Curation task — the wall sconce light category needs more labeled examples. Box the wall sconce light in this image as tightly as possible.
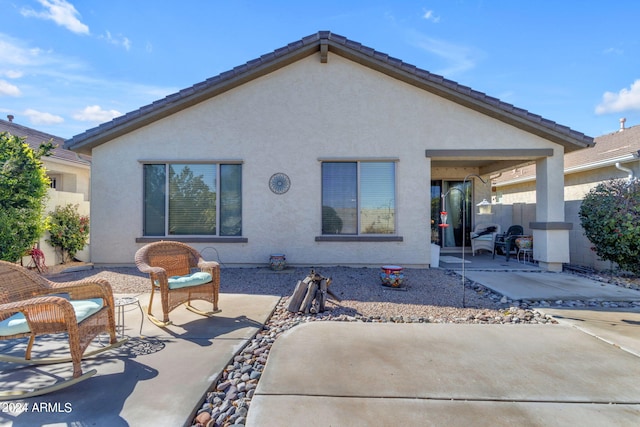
[476,199,492,215]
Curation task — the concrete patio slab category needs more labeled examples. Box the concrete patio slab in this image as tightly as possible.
[439,252,542,271]
[249,395,640,427]
[247,322,640,426]
[0,292,280,427]
[464,271,640,301]
[539,307,640,357]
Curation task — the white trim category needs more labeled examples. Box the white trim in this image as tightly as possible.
[317,157,399,162]
[138,159,244,164]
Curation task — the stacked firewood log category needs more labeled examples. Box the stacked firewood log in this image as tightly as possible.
[286,269,340,314]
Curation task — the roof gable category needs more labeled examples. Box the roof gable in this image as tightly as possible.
[64,31,594,155]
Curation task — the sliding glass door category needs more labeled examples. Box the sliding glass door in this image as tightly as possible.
[430,180,472,248]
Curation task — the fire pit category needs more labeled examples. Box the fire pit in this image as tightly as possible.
[380,265,404,288]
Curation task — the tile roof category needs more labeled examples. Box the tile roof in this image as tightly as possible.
[566,123,640,169]
[0,118,91,166]
[494,123,640,185]
[64,31,594,155]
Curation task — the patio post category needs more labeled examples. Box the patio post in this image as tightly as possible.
[532,152,572,272]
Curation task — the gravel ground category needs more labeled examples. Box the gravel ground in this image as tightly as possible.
[47,265,525,322]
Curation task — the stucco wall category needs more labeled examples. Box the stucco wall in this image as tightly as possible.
[89,53,561,267]
[24,158,91,267]
[43,158,91,200]
[22,189,90,267]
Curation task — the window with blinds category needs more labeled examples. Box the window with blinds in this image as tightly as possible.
[143,163,242,236]
[322,161,396,235]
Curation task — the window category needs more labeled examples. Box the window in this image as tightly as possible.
[321,161,396,235]
[143,163,242,237]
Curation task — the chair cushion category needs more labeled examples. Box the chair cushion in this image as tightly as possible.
[473,235,494,241]
[0,298,104,337]
[163,272,212,290]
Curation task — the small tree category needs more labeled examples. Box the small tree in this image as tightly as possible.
[578,178,640,275]
[46,204,90,264]
[0,132,52,262]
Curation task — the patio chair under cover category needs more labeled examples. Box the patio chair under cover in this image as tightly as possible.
[470,223,501,256]
[134,241,221,327]
[493,225,524,261]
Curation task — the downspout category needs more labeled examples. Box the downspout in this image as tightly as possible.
[615,162,634,181]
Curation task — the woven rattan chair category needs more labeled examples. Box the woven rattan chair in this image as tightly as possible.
[0,260,124,400]
[470,223,501,256]
[135,241,221,327]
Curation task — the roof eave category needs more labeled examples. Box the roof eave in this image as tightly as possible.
[43,155,91,169]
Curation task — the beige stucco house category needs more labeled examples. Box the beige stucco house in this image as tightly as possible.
[494,119,640,270]
[65,32,594,271]
[1,116,91,266]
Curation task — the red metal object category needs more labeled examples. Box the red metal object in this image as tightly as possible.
[439,211,449,228]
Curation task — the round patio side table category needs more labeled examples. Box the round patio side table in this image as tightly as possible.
[515,236,533,264]
[114,296,144,338]
[517,248,533,264]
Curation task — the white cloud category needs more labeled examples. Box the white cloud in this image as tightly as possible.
[595,80,640,114]
[423,10,441,23]
[0,35,46,67]
[603,47,623,55]
[21,0,89,35]
[0,34,172,136]
[100,31,132,51]
[3,70,24,79]
[0,80,21,97]
[73,105,122,122]
[0,33,93,77]
[408,31,480,76]
[24,108,64,125]
[498,90,515,101]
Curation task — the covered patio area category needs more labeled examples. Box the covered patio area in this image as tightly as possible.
[428,145,584,272]
[437,250,543,272]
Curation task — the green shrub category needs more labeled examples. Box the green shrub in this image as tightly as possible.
[47,204,90,263]
[0,132,52,262]
[578,178,640,275]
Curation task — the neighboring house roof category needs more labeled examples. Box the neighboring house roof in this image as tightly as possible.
[0,118,91,167]
[566,122,640,171]
[65,31,594,155]
[494,122,640,186]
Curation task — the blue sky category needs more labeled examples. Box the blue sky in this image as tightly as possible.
[1,0,639,140]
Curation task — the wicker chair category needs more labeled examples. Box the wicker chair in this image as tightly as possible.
[0,260,123,400]
[135,241,221,327]
[470,223,501,256]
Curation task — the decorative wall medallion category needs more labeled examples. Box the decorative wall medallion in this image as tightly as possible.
[269,173,291,194]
